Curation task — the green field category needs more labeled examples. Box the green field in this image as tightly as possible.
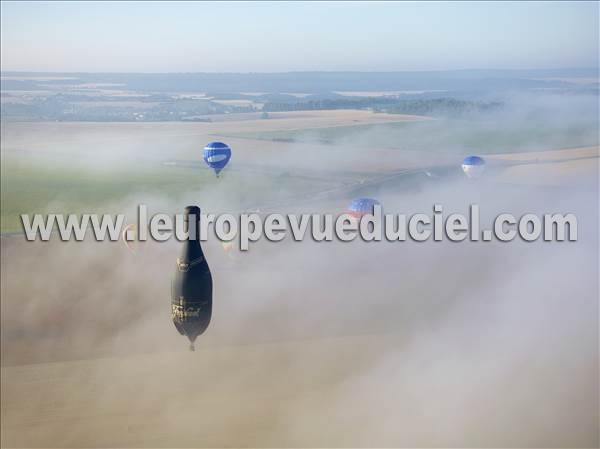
[0,155,333,233]
[0,159,191,232]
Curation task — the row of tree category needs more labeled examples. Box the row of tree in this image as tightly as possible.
[262,97,502,116]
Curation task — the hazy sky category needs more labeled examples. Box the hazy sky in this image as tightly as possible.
[1,1,598,72]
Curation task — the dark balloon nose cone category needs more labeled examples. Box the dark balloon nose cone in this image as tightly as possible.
[184,205,201,220]
[172,205,213,348]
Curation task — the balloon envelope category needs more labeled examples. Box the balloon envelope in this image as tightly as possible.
[347,198,382,219]
[462,155,486,179]
[203,142,232,175]
[121,223,142,254]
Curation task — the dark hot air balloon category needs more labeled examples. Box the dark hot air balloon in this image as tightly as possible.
[171,206,213,351]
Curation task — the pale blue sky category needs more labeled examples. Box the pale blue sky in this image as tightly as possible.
[1,1,598,72]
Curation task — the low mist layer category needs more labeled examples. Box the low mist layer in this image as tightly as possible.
[1,88,598,447]
[2,175,598,447]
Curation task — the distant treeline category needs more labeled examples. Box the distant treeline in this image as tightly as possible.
[262,97,503,116]
[0,94,253,122]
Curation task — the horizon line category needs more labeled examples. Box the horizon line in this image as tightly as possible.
[1,67,599,76]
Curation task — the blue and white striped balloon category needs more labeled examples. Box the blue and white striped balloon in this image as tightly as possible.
[461,155,486,179]
[203,142,232,176]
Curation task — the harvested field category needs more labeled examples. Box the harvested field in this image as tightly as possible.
[489,146,599,186]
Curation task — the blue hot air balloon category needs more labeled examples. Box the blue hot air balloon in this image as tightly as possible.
[347,198,382,219]
[203,142,232,176]
[461,155,486,179]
